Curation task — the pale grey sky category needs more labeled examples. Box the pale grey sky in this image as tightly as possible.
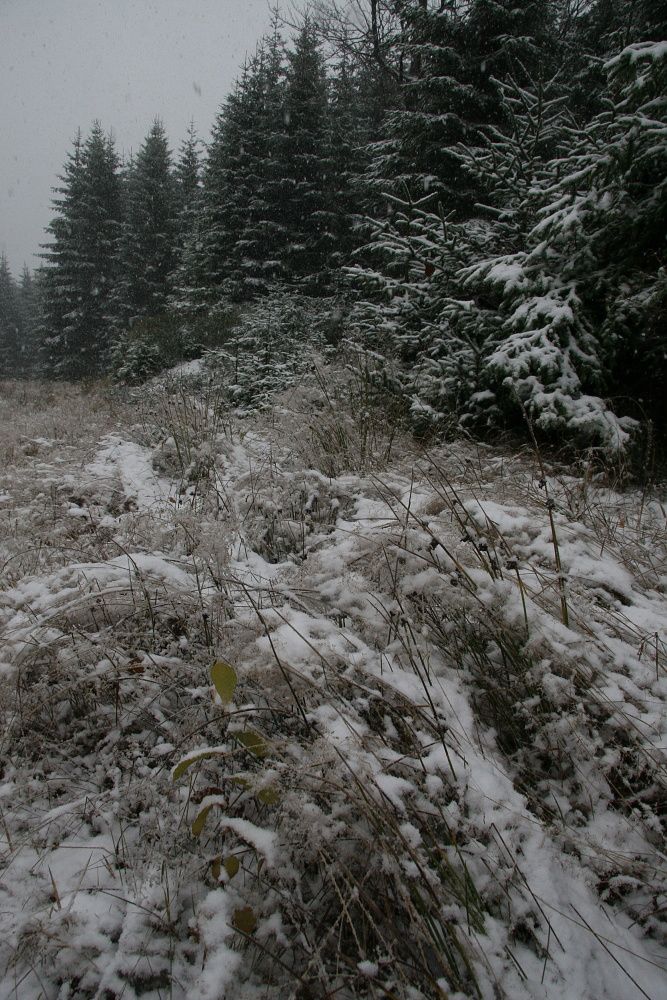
[1,0,280,276]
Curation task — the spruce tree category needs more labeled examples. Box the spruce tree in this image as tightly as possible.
[536,38,667,431]
[325,46,367,283]
[172,121,203,270]
[17,266,40,374]
[39,130,85,371]
[40,123,121,376]
[363,3,474,212]
[175,52,278,309]
[464,0,559,81]
[240,26,291,296]
[473,36,667,444]
[362,1,561,217]
[172,88,240,313]
[355,34,667,450]
[0,253,22,375]
[226,44,288,298]
[114,119,177,325]
[177,17,366,304]
[281,18,333,291]
[174,121,202,216]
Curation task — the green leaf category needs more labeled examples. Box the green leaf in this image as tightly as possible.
[172,746,228,782]
[257,786,280,805]
[233,906,257,935]
[211,855,240,880]
[230,774,252,790]
[229,774,278,804]
[235,729,269,758]
[192,805,213,837]
[211,659,238,704]
[224,856,240,878]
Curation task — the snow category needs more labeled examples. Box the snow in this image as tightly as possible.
[484,258,529,292]
[212,815,278,866]
[194,890,243,998]
[168,357,204,378]
[0,374,665,999]
[86,432,175,510]
[606,40,667,69]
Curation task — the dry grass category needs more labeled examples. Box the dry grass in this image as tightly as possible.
[0,370,665,999]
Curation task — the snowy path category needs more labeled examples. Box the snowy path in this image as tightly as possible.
[0,379,665,999]
[85,432,175,511]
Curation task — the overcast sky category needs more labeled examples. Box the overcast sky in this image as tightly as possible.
[1,0,282,276]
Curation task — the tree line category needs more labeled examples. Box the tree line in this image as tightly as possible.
[1,0,665,452]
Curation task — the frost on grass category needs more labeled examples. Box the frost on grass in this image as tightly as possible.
[0,373,665,999]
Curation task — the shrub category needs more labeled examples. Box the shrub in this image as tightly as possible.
[111,308,241,384]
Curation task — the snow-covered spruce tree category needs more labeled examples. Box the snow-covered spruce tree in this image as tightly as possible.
[16,266,41,375]
[325,45,372,286]
[280,18,334,292]
[175,31,289,309]
[399,74,576,435]
[177,17,343,304]
[0,253,23,376]
[563,0,667,121]
[582,0,667,50]
[40,124,121,376]
[236,25,292,298]
[348,2,570,433]
[205,293,329,408]
[205,59,267,304]
[456,39,667,448]
[346,191,491,432]
[464,0,559,79]
[362,1,559,217]
[113,119,177,326]
[39,128,86,371]
[171,74,249,313]
[349,7,667,451]
[173,120,203,264]
[362,2,473,214]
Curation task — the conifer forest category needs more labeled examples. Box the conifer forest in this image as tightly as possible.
[1,3,667,999]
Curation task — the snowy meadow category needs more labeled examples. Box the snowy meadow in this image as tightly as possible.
[0,368,665,999]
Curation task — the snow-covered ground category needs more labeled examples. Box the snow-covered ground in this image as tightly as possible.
[0,374,665,999]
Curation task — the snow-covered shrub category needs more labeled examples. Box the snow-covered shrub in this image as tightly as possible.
[300,350,404,474]
[529,40,667,430]
[140,378,231,489]
[203,292,331,409]
[112,329,165,384]
[112,309,240,384]
[347,195,496,437]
